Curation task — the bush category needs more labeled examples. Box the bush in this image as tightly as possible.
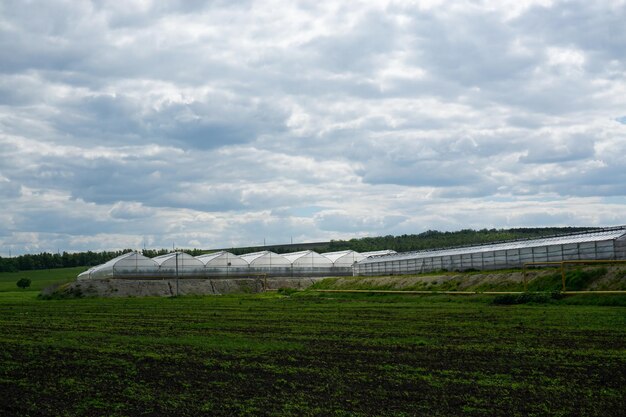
[16,278,31,289]
[566,267,607,291]
[527,267,608,292]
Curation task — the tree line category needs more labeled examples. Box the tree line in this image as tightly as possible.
[319,227,596,253]
[0,227,596,273]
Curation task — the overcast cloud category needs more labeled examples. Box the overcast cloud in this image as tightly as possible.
[1,0,626,255]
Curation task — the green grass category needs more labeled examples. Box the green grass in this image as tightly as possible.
[0,291,624,416]
[527,267,609,292]
[311,266,618,294]
[0,266,85,292]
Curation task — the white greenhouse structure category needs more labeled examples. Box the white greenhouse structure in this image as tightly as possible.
[152,252,205,277]
[322,250,364,266]
[75,226,626,281]
[283,250,336,276]
[195,251,249,277]
[361,250,397,258]
[354,227,626,276]
[78,252,159,280]
[240,251,292,276]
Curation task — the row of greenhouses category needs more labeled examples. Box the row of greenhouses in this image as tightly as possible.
[354,226,626,276]
[77,249,397,280]
[77,227,626,280]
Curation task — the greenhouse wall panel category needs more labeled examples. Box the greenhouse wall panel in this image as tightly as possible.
[562,244,579,260]
[616,236,626,259]
[547,245,563,262]
[470,253,483,269]
[506,249,520,265]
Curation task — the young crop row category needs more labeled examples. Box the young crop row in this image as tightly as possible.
[0,292,624,416]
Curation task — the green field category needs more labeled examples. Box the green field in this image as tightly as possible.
[0,286,625,416]
[0,267,86,292]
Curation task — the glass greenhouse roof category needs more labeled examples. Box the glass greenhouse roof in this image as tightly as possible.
[358,227,626,264]
[195,251,229,263]
[321,250,362,262]
[283,250,315,262]
[240,251,277,263]
[361,250,397,257]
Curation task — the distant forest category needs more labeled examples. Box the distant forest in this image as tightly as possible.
[0,227,597,273]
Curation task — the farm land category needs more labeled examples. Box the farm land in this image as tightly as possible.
[0,269,625,416]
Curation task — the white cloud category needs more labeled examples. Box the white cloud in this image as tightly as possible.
[0,0,625,255]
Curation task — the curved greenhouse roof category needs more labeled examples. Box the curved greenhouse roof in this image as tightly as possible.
[77,267,94,280]
[321,250,365,266]
[283,250,333,267]
[195,251,248,267]
[240,251,290,267]
[152,252,205,276]
[87,252,159,279]
[361,250,397,258]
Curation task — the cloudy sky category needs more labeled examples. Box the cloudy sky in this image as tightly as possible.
[1,0,626,255]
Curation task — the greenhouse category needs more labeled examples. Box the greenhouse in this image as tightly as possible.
[283,250,336,276]
[354,227,626,276]
[77,267,95,280]
[240,251,292,276]
[195,251,249,277]
[152,252,205,277]
[361,250,397,257]
[78,252,159,280]
[320,250,365,275]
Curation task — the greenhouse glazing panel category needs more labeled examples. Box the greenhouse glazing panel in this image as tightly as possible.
[547,245,563,262]
[562,244,579,260]
[532,247,548,262]
[579,242,596,258]
[494,250,507,265]
[506,249,520,265]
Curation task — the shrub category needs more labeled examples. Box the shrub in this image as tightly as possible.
[16,278,31,289]
[566,267,607,291]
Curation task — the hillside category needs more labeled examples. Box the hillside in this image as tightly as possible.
[309,265,626,293]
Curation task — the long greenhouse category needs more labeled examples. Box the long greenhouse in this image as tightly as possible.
[78,250,377,279]
[353,226,626,276]
[76,226,626,280]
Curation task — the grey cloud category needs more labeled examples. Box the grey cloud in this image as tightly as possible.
[515,1,626,65]
[302,11,397,73]
[316,212,407,233]
[109,202,155,220]
[360,159,484,188]
[147,100,288,149]
[520,135,596,164]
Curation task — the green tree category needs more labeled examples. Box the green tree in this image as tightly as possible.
[16,278,31,289]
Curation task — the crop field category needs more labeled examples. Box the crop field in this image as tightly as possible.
[0,286,625,417]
